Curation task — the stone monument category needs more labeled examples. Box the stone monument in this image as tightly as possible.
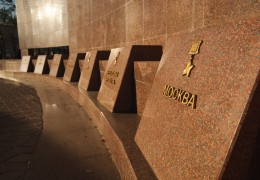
[49,54,65,77]
[97,45,163,113]
[34,55,49,74]
[78,50,110,91]
[20,56,34,72]
[63,53,86,82]
[135,19,259,179]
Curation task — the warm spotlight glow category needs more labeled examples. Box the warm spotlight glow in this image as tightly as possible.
[44,4,58,16]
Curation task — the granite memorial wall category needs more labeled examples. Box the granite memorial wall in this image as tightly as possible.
[17,0,259,179]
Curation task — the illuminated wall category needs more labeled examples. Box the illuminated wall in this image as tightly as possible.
[16,0,68,51]
[16,0,259,55]
[67,0,259,53]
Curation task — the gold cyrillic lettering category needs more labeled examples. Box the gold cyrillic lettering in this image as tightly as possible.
[187,94,197,109]
[172,89,179,100]
[162,84,197,109]
[177,90,185,102]
[182,92,190,105]
[163,85,170,96]
[169,87,175,98]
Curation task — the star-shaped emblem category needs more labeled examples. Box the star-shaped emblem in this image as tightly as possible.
[183,61,194,77]
[114,52,120,66]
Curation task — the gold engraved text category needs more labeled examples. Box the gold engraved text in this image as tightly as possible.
[114,52,120,66]
[105,71,120,85]
[163,84,197,109]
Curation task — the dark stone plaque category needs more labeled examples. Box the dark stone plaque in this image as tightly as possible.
[34,55,49,74]
[49,54,65,77]
[97,45,163,113]
[20,56,34,72]
[63,53,86,82]
[78,50,111,91]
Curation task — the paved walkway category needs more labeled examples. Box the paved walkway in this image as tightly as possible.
[0,77,120,180]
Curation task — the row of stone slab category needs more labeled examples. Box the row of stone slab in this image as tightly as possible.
[20,45,163,114]
[19,17,259,180]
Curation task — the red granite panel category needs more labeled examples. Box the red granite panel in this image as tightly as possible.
[20,56,33,72]
[134,61,160,84]
[98,45,162,113]
[63,53,76,82]
[34,55,49,74]
[91,0,103,22]
[134,61,160,116]
[106,7,126,46]
[167,0,204,34]
[77,26,86,51]
[67,0,74,8]
[204,0,260,26]
[111,0,125,11]
[49,54,64,77]
[135,18,260,179]
[68,6,76,31]
[69,30,77,53]
[143,36,166,50]
[125,40,143,47]
[222,82,260,179]
[92,18,106,48]
[126,0,143,43]
[135,81,152,116]
[76,2,84,28]
[63,53,86,82]
[79,51,110,91]
[102,1,111,15]
[97,47,126,112]
[143,0,166,39]
[84,0,92,25]
[84,24,93,49]
[103,0,125,15]
[99,114,137,180]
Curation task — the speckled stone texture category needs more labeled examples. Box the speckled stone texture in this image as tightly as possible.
[135,18,260,179]
[20,56,33,72]
[49,54,65,77]
[97,45,162,113]
[34,55,49,74]
[78,51,110,91]
[134,61,160,116]
[63,53,86,82]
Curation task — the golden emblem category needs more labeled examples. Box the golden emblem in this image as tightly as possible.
[114,52,120,66]
[183,60,194,77]
[183,40,202,77]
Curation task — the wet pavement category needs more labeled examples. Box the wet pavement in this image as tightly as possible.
[0,77,120,180]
